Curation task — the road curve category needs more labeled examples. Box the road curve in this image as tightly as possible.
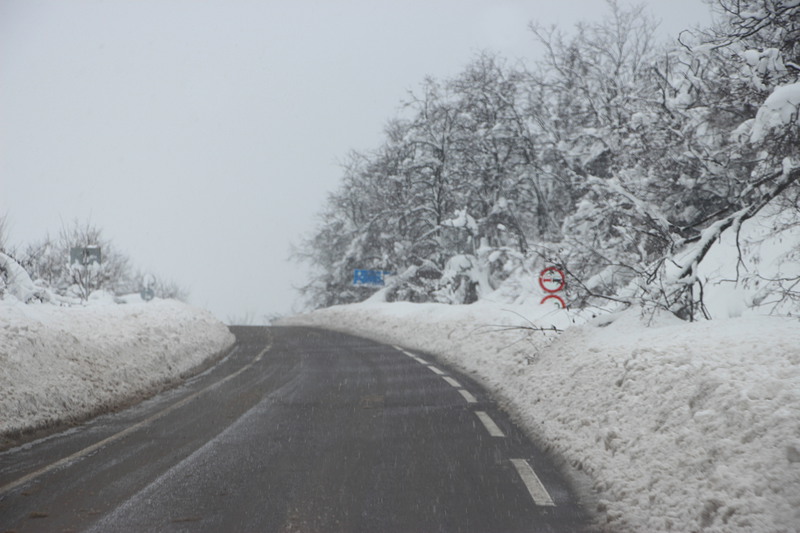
[0,326,591,532]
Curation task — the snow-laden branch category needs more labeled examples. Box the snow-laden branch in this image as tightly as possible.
[672,163,800,283]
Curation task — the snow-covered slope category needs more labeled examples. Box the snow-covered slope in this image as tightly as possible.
[0,298,235,445]
[281,302,800,533]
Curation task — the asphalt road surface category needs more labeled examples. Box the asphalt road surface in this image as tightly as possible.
[0,326,591,532]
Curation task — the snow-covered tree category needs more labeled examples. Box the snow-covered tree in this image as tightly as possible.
[20,219,132,301]
[634,0,800,318]
[524,1,674,303]
[295,0,800,319]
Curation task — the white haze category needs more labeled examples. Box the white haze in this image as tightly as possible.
[0,0,712,322]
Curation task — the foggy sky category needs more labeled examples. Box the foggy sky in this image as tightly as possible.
[0,0,712,323]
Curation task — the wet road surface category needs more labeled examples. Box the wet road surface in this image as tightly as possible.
[0,326,590,532]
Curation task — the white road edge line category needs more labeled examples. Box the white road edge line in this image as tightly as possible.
[475,411,505,437]
[442,376,462,388]
[427,365,446,376]
[0,343,269,497]
[457,389,478,404]
[510,458,556,507]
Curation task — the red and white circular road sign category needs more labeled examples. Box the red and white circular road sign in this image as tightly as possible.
[540,294,566,308]
[538,267,565,293]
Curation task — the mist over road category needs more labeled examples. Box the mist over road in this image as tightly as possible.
[0,326,588,532]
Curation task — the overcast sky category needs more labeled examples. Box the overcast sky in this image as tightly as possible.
[0,0,713,323]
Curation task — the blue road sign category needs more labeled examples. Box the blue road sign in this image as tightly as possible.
[353,269,389,287]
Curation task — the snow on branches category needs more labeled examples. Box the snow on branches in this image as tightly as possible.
[296,0,800,320]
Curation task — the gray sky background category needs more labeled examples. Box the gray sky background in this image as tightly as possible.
[1,0,713,323]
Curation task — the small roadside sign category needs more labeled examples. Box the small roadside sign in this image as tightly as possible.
[540,294,566,308]
[70,246,102,265]
[353,269,391,287]
[538,267,565,293]
[539,266,566,308]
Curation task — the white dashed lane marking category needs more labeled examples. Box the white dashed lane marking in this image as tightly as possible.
[457,389,478,404]
[427,365,446,376]
[394,346,411,357]
[393,345,554,509]
[393,346,429,365]
[510,459,556,507]
[475,411,505,437]
[393,346,477,404]
[442,376,462,388]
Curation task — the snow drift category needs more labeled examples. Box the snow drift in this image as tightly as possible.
[0,297,235,447]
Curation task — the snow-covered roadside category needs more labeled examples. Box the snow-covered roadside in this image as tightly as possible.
[281,302,800,533]
[0,298,235,446]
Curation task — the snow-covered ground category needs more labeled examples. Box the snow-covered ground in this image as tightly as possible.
[0,296,235,447]
[2,205,798,531]
[281,301,800,533]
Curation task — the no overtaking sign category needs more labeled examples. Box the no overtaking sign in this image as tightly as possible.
[539,267,566,308]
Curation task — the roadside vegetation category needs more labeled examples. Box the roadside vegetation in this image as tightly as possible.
[0,216,187,304]
[296,0,800,321]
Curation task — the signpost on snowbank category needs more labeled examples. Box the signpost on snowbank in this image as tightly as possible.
[140,273,156,302]
[539,267,566,308]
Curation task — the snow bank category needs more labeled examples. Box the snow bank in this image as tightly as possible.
[693,206,800,318]
[0,298,235,445]
[281,302,800,533]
